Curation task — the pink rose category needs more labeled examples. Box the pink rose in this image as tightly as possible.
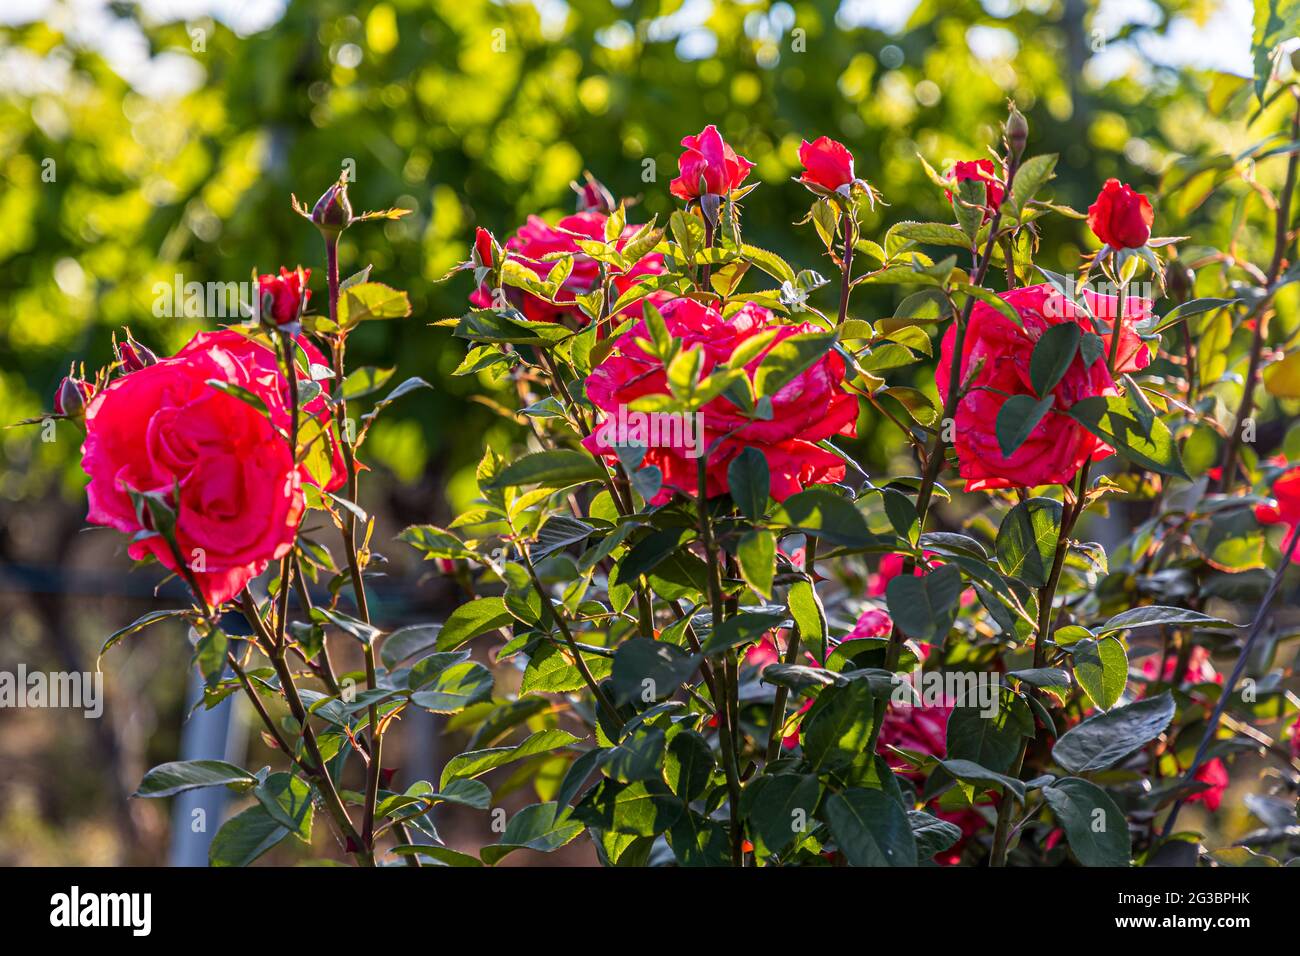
[81,330,333,607]
[583,297,858,505]
[936,283,1151,491]
[469,211,665,325]
[844,606,892,640]
[669,125,755,201]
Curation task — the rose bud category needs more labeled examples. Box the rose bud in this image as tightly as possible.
[115,335,158,373]
[945,160,1005,221]
[435,557,458,575]
[1087,179,1154,250]
[472,227,498,271]
[54,375,95,418]
[668,124,755,202]
[258,266,311,328]
[572,174,616,215]
[1005,103,1029,159]
[311,180,353,236]
[798,136,857,194]
[1166,261,1194,302]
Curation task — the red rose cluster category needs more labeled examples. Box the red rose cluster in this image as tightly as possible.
[582,297,858,505]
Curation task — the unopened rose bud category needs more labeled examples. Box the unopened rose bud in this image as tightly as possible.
[1166,261,1194,302]
[436,557,458,575]
[54,375,95,418]
[1005,103,1029,160]
[472,227,498,271]
[116,336,157,373]
[573,174,615,215]
[257,266,311,328]
[311,180,353,237]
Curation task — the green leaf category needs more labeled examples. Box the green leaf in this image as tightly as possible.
[1252,0,1300,103]
[787,577,829,664]
[1007,153,1058,215]
[937,758,1027,804]
[770,489,881,549]
[744,773,822,854]
[1042,777,1131,867]
[208,804,289,867]
[1051,692,1176,773]
[802,679,875,773]
[728,447,770,519]
[133,760,257,798]
[253,772,314,842]
[665,730,715,801]
[737,529,776,600]
[440,729,583,788]
[885,564,963,644]
[909,810,963,862]
[98,609,190,667]
[995,394,1054,458]
[602,727,667,784]
[1097,606,1238,634]
[609,639,700,705]
[410,660,494,713]
[572,779,684,836]
[1067,395,1188,479]
[1072,637,1128,710]
[666,810,731,866]
[1029,320,1081,397]
[699,609,788,655]
[945,689,1034,775]
[823,788,917,866]
[520,642,613,695]
[341,366,397,401]
[996,497,1063,587]
[488,449,607,490]
[753,332,837,399]
[481,802,584,865]
[336,281,412,329]
[380,624,443,670]
[437,597,512,651]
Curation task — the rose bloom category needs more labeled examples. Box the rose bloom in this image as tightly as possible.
[81,330,343,607]
[798,136,856,192]
[1256,465,1300,561]
[1087,179,1154,249]
[258,266,310,326]
[669,124,755,201]
[469,211,665,325]
[945,159,1005,220]
[936,283,1151,491]
[583,297,858,505]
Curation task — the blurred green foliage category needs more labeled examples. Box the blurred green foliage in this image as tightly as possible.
[0,0,1293,514]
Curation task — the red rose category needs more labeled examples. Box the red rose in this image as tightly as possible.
[946,159,1005,221]
[936,283,1151,491]
[1087,179,1153,250]
[669,125,755,201]
[1255,465,1300,561]
[81,331,312,606]
[582,297,858,505]
[469,212,665,325]
[798,136,856,192]
[258,266,310,326]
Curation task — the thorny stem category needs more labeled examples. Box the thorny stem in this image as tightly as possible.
[1106,280,1128,376]
[990,461,1092,866]
[697,456,744,866]
[238,590,369,865]
[836,211,855,326]
[765,540,817,762]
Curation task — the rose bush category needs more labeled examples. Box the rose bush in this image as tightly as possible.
[61,85,1300,871]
